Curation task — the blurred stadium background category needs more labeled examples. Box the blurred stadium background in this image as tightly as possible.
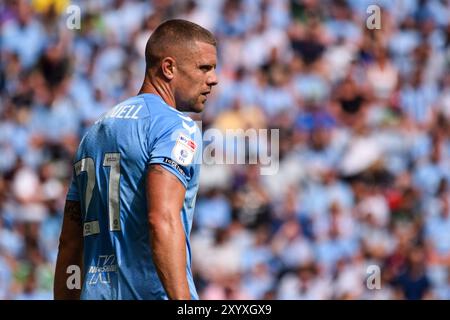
[1,0,450,300]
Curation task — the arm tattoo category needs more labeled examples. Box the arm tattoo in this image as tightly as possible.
[65,200,82,226]
[149,164,180,183]
[149,165,166,175]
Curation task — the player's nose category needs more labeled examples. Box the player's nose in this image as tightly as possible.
[206,70,218,87]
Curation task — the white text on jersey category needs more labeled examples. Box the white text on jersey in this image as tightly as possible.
[104,104,143,120]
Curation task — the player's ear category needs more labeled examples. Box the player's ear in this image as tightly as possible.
[161,57,176,80]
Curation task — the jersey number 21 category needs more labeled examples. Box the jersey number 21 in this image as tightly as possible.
[74,153,121,236]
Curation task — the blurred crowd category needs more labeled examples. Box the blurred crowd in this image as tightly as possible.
[1,0,450,300]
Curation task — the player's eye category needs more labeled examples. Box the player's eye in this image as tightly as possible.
[199,65,213,72]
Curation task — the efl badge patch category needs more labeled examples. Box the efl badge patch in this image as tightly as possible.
[171,133,197,165]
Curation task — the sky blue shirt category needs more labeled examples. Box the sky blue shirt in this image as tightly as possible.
[66,93,202,300]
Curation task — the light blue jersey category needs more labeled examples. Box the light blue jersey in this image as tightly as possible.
[66,93,202,300]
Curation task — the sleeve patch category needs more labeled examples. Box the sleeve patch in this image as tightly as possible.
[171,133,196,165]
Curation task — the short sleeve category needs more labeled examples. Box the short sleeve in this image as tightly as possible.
[66,169,80,201]
[148,119,199,189]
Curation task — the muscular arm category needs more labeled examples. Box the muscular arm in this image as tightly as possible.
[54,200,84,300]
[146,164,190,300]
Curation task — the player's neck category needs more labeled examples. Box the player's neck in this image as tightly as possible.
[138,75,176,109]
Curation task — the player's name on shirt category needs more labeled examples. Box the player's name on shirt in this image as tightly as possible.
[103,104,143,120]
